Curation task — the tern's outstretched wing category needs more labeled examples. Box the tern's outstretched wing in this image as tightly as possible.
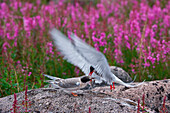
[69,33,144,87]
[50,29,92,76]
[50,29,144,87]
[70,33,112,82]
[44,74,81,88]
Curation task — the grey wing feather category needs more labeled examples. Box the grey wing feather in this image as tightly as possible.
[58,78,81,88]
[44,74,81,88]
[50,29,91,75]
[70,33,112,82]
[43,74,61,80]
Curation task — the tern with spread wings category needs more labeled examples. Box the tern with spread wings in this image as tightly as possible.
[50,29,144,91]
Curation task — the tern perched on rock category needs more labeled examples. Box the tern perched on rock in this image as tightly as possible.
[44,74,91,96]
[50,28,144,91]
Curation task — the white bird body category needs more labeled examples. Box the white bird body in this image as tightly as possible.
[50,29,144,88]
[44,74,91,93]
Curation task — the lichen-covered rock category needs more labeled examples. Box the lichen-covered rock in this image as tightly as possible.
[110,66,132,83]
[94,79,170,112]
[0,88,136,113]
[0,79,169,113]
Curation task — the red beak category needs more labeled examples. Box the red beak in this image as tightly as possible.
[89,71,94,76]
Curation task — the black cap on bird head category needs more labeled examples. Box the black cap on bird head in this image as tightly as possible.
[90,66,95,72]
[81,76,91,83]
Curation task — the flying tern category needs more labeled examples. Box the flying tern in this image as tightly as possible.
[44,74,91,96]
[50,28,144,91]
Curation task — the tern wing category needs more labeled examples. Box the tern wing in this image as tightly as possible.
[58,78,81,88]
[50,29,91,75]
[70,33,112,82]
[43,74,62,80]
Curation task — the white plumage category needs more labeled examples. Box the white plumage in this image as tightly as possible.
[44,74,91,93]
[50,28,144,87]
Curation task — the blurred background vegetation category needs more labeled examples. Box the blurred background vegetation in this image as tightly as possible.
[0,0,169,97]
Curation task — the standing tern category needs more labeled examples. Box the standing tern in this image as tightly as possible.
[50,28,144,91]
[44,74,91,96]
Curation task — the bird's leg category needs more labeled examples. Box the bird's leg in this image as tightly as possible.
[90,78,95,88]
[71,92,78,96]
[110,82,115,92]
[91,79,95,88]
[112,82,115,90]
[110,85,113,92]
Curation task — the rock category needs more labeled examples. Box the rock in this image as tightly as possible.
[94,79,170,112]
[0,79,169,113]
[110,66,132,83]
[0,88,135,113]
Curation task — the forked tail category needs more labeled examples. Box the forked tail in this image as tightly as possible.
[113,74,145,87]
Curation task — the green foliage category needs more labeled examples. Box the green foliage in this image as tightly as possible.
[0,0,169,98]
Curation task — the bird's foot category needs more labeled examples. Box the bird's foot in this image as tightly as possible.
[71,92,78,96]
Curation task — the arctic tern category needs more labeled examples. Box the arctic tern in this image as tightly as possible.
[44,74,91,96]
[50,28,144,91]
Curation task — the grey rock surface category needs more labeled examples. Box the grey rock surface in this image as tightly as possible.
[0,79,169,113]
[110,66,132,83]
[94,79,170,113]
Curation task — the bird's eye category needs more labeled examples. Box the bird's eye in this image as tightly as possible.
[76,82,80,86]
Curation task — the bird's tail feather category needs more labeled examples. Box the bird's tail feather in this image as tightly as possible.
[129,75,137,83]
[114,74,145,87]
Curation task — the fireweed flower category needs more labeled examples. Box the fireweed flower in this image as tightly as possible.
[124,35,131,49]
[2,42,10,52]
[23,17,35,32]
[0,2,9,18]
[132,69,135,73]
[10,1,22,10]
[46,42,54,55]
[103,48,107,54]
[28,72,32,77]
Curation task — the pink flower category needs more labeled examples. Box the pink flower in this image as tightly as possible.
[23,17,32,31]
[28,72,32,77]
[2,42,10,52]
[126,42,131,49]
[143,61,150,67]
[107,34,112,39]
[17,61,21,64]
[103,48,107,53]
[46,42,54,55]
[132,69,135,73]
[0,2,9,17]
